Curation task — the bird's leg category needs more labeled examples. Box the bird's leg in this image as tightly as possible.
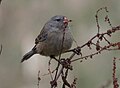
[50,55,60,63]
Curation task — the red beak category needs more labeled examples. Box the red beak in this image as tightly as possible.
[63,17,72,24]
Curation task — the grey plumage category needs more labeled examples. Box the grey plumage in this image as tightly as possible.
[21,15,73,62]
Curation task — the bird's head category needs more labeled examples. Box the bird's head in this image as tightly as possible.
[50,15,72,29]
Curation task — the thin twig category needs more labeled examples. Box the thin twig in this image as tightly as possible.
[62,69,69,88]
[95,7,109,34]
[71,42,120,62]
[48,58,54,80]
[113,57,119,88]
[37,70,41,88]
[56,66,64,81]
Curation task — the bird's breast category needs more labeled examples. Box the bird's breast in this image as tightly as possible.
[36,30,73,56]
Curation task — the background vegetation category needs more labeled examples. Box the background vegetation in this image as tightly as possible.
[0,0,120,88]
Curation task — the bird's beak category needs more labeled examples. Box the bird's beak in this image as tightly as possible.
[63,17,72,24]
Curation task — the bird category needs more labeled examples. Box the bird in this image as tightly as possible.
[21,15,73,62]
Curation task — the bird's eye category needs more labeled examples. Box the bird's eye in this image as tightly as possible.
[56,19,61,21]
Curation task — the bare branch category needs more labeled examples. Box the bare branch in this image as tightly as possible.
[37,70,41,88]
[0,44,2,55]
[113,57,119,88]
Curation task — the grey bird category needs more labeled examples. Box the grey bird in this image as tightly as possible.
[21,15,73,62]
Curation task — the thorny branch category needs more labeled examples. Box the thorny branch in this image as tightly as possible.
[113,57,119,88]
[37,7,120,88]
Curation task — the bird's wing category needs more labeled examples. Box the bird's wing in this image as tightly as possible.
[35,26,49,44]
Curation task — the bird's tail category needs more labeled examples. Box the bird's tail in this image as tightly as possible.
[21,50,36,63]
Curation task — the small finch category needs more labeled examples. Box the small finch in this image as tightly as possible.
[21,15,73,62]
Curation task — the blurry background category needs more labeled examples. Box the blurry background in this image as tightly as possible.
[0,0,120,88]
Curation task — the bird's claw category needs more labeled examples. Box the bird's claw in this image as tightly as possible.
[73,47,81,55]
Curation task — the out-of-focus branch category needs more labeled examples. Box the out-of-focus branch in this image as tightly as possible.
[0,0,2,4]
[0,44,2,55]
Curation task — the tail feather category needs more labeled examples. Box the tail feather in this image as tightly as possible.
[21,50,35,63]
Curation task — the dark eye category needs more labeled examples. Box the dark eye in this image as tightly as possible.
[56,19,61,21]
